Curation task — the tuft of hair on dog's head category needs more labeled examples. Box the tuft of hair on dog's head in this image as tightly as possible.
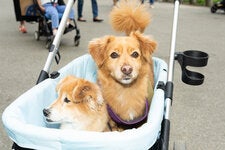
[110,0,151,35]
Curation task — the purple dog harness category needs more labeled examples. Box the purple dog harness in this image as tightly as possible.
[107,99,149,129]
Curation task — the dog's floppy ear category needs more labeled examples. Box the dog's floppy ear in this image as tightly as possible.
[73,84,91,99]
[131,31,157,63]
[88,36,115,67]
[79,84,104,105]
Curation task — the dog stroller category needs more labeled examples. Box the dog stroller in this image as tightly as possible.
[2,0,208,149]
[13,0,80,49]
[211,0,225,13]
[32,0,80,49]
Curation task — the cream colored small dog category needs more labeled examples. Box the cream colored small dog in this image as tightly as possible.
[43,75,109,132]
[89,0,156,130]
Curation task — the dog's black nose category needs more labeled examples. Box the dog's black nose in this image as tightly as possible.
[121,65,133,75]
[43,108,50,117]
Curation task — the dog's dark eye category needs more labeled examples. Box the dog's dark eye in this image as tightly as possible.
[110,52,119,59]
[64,97,70,103]
[131,51,139,58]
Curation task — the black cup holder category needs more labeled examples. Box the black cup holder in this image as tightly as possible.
[175,50,208,85]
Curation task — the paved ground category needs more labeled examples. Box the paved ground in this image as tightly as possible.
[1,0,225,149]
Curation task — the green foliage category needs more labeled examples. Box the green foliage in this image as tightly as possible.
[197,0,205,5]
[182,0,204,5]
[181,0,220,6]
[165,0,221,6]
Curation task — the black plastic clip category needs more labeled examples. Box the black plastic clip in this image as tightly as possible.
[49,44,61,64]
[50,71,60,79]
[157,81,165,91]
[55,51,61,64]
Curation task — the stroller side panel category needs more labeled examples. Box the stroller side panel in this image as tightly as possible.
[2,54,167,150]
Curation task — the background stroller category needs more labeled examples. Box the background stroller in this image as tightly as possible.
[33,0,80,49]
[211,0,225,13]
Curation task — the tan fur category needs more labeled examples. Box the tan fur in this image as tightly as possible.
[89,0,156,130]
[110,0,151,35]
[43,75,109,132]
[89,31,156,130]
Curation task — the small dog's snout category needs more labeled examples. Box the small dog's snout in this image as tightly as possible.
[121,65,133,75]
[43,108,50,117]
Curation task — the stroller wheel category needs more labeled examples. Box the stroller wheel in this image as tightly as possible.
[34,31,40,41]
[74,35,80,46]
[211,6,217,13]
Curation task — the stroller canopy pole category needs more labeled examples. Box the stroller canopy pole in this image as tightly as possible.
[168,0,180,83]
[37,0,75,84]
[159,2,180,150]
[165,0,180,120]
[43,0,75,73]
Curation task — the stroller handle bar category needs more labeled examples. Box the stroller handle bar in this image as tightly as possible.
[159,1,180,150]
[168,0,180,83]
[160,0,208,149]
[165,0,180,123]
[36,0,76,84]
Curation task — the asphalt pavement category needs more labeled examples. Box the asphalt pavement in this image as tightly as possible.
[1,0,225,149]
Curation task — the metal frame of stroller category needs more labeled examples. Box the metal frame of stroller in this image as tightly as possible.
[9,0,208,149]
[33,0,80,49]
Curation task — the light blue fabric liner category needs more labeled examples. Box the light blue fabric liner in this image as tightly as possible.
[2,54,167,150]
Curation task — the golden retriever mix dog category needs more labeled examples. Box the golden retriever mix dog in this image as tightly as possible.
[43,75,109,132]
[89,0,156,130]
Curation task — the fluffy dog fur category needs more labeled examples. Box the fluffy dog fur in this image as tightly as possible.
[89,0,156,130]
[89,32,156,130]
[43,75,109,132]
